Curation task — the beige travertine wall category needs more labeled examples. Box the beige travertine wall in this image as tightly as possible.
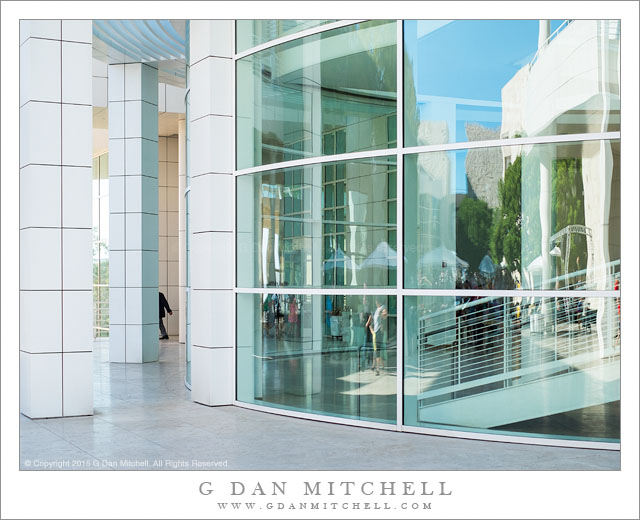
[159,135,180,336]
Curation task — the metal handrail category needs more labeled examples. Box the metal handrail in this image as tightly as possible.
[93,283,110,337]
[529,20,573,69]
[416,293,618,407]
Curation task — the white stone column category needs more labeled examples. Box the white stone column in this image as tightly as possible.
[108,62,159,363]
[178,118,187,343]
[189,20,235,405]
[19,20,93,418]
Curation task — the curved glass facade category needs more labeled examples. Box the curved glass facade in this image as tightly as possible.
[237,156,397,288]
[234,19,621,446]
[404,140,620,290]
[237,292,397,423]
[236,20,397,169]
[404,294,619,441]
[404,20,620,147]
[236,20,337,52]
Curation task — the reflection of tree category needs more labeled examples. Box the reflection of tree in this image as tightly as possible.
[552,158,586,276]
[491,156,522,273]
[92,257,109,284]
[456,198,492,271]
[92,232,109,285]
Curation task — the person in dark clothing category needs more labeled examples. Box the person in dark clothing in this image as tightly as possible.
[159,292,172,339]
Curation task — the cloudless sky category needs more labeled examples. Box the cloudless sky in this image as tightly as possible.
[405,19,565,194]
[408,19,566,101]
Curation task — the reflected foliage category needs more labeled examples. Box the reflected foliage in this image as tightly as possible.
[491,156,521,273]
[456,198,493,273]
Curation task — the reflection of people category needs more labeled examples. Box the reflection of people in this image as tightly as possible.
[159,292,172,340]
[264,295,276,337]
[273,294,284,337]
[287,295,299,337]
[370,298,388,375]
[360,295,372,368]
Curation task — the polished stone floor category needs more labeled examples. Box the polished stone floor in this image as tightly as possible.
[19,339,620,471]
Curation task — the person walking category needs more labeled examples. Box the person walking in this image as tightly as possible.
[159,292,172,340]
[370,297,388,375]
[360,294,373,370]
[287,295,299,338]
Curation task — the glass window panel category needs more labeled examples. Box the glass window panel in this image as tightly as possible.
[284,220,293,238]
[336,182,346,207]
[388,230,397,250]
[403,295,620,442]
[325,268,334,286]
[284,194,293,214]
[336,163,346,180]
[336,208,345,233]
[388,200,397,225]
[404,140,620,290]
[388,268,397,286]
[336,129,347,154]
[324,236,332,259]
[237,293,397,423]
[387,114,397,146]
[388,171,397,199]
[323,133,335,156]
[236,20,338,53]
[237,156,397,288]
[303,188,311,211]
[237,20,397,169]
[324,164,335,183]
[325,183,335,208]
[403,20,620,147]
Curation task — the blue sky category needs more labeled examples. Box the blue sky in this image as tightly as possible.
[405,20,565,194]
[407,19,565,101]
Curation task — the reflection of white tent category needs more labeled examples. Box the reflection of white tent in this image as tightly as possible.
[527,255,543,272]
[359,241,398,269]
[324,247,357,271]
[420,245,469,269]
[478,254,495,274]
[523,255,544,290]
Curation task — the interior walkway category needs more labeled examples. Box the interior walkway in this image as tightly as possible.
[19,339,620,471]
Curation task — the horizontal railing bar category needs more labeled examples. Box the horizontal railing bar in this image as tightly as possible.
[417,348,617,401]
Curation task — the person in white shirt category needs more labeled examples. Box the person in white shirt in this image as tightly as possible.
[369,298,388,375]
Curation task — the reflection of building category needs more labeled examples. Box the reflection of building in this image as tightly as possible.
[18,19,620,450]
[500,20,621,353]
